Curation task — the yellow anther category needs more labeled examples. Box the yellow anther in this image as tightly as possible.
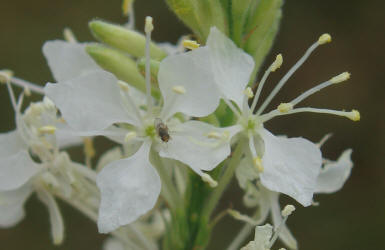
[83,138,95,158]
[38,125,56,135]
[145,16,154,33]
[124,131,137,142]
[277,102,293,113]
[318,33,332,45]
[118,80,130,92]
[271,54,283,72]
[201,173,218,188]
[244,87,254,99]
[122,0,134,16]
[182,40,200,50]
[207,131,222,139]
[24,86,31,96]
[281,204,295,217]
[172,85,186,94]
[0,69,13,84]
[63,27,77,43]
[330,72,350,84]
[347,109,360,121]
[253,156,264,173]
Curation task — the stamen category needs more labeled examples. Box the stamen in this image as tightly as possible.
[118,81,144,124]
[24,86,31,96]
[248,132,263,172]
[257,37,324,115]
[277,102,293,113]
[38,125,57,135]
[0,70,44,94]
[83,138,95,159]
[201,173,218,188]
[253,156,264,173]
[144,16,153,114]
[118,80,130,92]
[182,39,200,50]
[172,85,186,94]
[244,87,254,99]
[291,72,351,106]
[223,98,242,118]
[122,0,135,29]
[317,133,333,147]
[318,33,332,45]
[124,131,137,142]
[268,204,296,249]
[250,54,283,112]
[228,209,258,225]
[1,70,18,111]
[63,28,78,43]
[207,131,222,139]
[0,69,13,83]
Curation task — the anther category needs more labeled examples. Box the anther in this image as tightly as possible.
[253,156,264,172]
[330,72,350,84]
[207,131,222,139]
[318,33,332,45]
[24,86,31,96]
[145,16,154,33]
[63,28,77,43]
[83,138,95,159]
[124,131,137,142]
[271,54,283,72]
[277,102,294,113]
[38,125,57,135]
[182,40,200,50]
[201,173,218,188]
[244,87,254,99]
[118,80,130,92]
[172,85,186,94]
[347,109,360,121]
[281,204,295,217]
[0,69,13,84]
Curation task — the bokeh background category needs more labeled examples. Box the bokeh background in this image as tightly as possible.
[0,0,384,249]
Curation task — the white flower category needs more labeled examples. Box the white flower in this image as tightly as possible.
[165,27,358,206]
[44,19,237,233]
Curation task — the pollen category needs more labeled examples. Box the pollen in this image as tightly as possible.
[182,40,200,50]
[347,109,360,121]
[38,125,57,135]
[330,72,351,84]
[253,156,264,173]
[271,54,283,72]
[117,80,130,92]
[201,173,218,188]
[318,33,332,45]
[281,204,295,217]
[145,16,154,33]
[244,87,254,99]
[172,85,186,94]
[207,131,222,139]
[124,131,137,142]
[0,69,13,84]
[277,102,293,113]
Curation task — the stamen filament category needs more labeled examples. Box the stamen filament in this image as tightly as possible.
[267,205,295,249]
[10,76,45,95]
[144,16,153,115]
[257,42,320,115]
[223,98,242,118]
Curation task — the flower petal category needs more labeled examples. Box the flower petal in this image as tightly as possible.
[96,141,161,233]
[269,191,298,249]
[159,121,241,175]
[45,70,139,132]
[206,27,255,108]
[43,40,100,82]
[0,150,41,191]
[260,129,322,206]
[0,184,32,227]
[158,47,221,118]
[0,130,27,158]
[103,238,125,250]
[315,149,353,194]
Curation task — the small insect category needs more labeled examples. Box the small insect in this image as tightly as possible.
[154,118,170,142]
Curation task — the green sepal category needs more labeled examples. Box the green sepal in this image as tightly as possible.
[89,20,167,60]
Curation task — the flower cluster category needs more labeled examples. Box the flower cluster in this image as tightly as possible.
[0,3,359,249]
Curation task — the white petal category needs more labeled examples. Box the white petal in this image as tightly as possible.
[0,150,41,191]
[315,149,353,193]
[260,129,322,206]
[0,130,27,158]
[241,224,273,250]
[0,184,32,227]
[269,191,298,249]
[159,121,241,175]
[158,47,221,118]
[55,123,83,149]
[43,41,100,82]
[45,70,139,132]
[37,188,64,245]
[206,27,255,108]
[96,142,161,233]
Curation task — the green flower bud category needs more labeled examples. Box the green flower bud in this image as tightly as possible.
[89,20,167,60]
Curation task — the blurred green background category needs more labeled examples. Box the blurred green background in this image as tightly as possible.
[0,0,384,249]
